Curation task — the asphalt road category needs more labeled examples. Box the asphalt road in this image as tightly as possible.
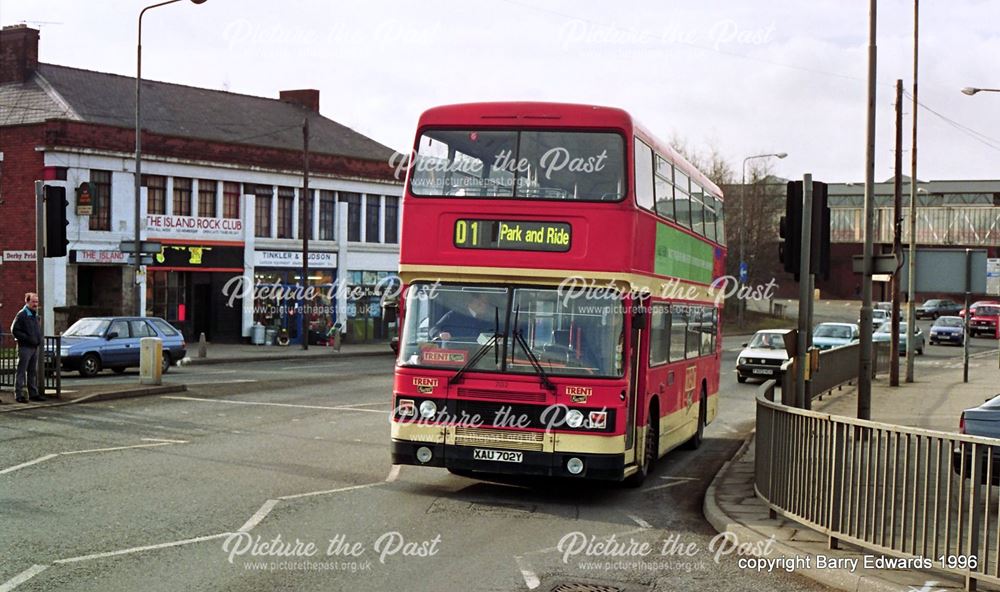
[2,329,991,592]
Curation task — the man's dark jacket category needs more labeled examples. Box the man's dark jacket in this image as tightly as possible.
[10,307,42,348]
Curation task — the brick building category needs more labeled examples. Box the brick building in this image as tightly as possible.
[0,25,403,344]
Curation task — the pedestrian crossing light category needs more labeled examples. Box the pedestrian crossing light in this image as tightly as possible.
[44,185,69,258]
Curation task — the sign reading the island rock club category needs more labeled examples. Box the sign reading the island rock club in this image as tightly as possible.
[146,214,244,240]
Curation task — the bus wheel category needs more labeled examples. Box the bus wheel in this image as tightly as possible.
[626,411,657,487]
[684,388,707,450]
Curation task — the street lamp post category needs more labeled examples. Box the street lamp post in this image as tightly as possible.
[961,87,1000,96]
[134,0,207,316]
[738,152,787,328]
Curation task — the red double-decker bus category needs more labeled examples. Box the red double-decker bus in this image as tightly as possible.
[391,102,726,484]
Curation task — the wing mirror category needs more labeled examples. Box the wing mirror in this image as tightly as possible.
[106,331,118,340]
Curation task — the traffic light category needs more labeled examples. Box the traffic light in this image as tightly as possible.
[779,181,802,275]
[44,185,69,258]
[810,181,831,281]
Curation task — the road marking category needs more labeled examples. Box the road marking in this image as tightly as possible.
[627,514,653,529]
[385,465,401,483]
[0,455,59,476]
[0,564,48,592]
[645,476,701,493]
[181,379,258,385]
[514,555,540,590]
[278,482,383,501]
[1,439,187,475]
[141,437,189,444]
[54,533,228,564]
[239,499,279,532]
[162,395,385,413]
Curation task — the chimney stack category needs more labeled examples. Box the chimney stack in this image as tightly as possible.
[0,25,40,84]
[279,89,320,113]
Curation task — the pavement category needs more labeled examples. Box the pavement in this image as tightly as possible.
[0,341,394,411]
[704,348,1000,592]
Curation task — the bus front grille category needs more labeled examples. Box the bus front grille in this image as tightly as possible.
[454,427,546,451]
[457,388,547,403]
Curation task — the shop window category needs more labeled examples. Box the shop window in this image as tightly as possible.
[319,190,336,240]
[173,177,192,216]
[144,175,166,215]
[223,181,240,219]
[89,170,112,231]
[198,180,217,218]
[384,196,398,243]
[277,186,294,239]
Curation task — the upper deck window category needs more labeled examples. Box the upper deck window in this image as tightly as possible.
[410,130,625,201]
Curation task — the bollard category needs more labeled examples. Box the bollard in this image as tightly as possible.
[198,332,207,358]
[139,337,163,386]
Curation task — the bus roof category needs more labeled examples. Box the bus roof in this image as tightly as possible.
[416,102,723,199]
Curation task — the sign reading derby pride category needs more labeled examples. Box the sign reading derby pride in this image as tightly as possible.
[254,250,337,269]
[146,214,244,239]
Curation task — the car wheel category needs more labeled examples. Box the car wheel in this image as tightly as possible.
[161,352,172,374]
[737,374,747,383]
[625,409,658,487]
[79,353,101,378]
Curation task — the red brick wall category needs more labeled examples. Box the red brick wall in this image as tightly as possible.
[0,123,44,332]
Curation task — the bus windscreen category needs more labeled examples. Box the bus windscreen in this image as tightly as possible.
[410,130,625,201]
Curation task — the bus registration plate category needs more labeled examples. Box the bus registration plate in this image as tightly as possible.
[473,449,523,463]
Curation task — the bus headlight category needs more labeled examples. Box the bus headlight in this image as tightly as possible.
[419,400,438,419]
[566,457,584,475]
[566,409,584,429]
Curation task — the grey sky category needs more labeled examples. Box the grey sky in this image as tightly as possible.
[4,0,999,183]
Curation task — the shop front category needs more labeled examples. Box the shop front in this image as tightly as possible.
[253,250,338,346]
[146,242,244,342]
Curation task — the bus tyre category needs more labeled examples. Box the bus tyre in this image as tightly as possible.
[684,388,707,450]
[626,411,657,488]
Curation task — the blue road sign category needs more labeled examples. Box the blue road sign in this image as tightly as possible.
[739,262,748,283]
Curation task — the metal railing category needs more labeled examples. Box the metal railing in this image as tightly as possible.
[0,334,62,396]
[757,381,1000,590]
[832,206,1000,246]
[776,342,888,406]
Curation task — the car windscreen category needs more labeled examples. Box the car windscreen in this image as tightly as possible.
[748,333,785,349]
[63,319,110,337]
[976,306,1000,316]
[934,317,963,327]
[814,325,850,339]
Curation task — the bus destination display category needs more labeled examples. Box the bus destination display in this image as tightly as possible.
[453,219,571,252]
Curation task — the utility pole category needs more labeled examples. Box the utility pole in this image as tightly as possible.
[858,0,878,420]
[905,0,920,383]
[890,80,903,386]
[34,181,46,398]
[301,117,310,351]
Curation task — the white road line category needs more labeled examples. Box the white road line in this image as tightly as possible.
[141,437,189,444]
[385,465,401,482]
[278,482,383,501]
[523,527,648,556]
[0,455,59,476]
[239,499,279,532]
[646,476,701,493]
[1,438,187,475]
[336,402,391,409]
[162,395,385,413]
[627,514,653,529]
[54,533,228,564]
[0,564,48,592]
[514,556,541,590]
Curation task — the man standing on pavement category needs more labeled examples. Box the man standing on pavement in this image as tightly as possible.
[10,292,47,404]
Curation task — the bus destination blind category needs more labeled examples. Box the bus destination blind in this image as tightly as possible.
[453,219,571,252]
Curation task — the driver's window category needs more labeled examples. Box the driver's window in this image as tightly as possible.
[108,320,129,339]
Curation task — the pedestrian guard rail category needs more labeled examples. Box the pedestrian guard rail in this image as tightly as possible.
[0,333,62,396]
[757,378,1000,590]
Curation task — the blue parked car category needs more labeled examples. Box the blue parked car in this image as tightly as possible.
[812,322,860,350]
[53,317,187,377]
[929,315,965,346]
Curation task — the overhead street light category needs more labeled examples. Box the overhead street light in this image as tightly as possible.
[134,0,208,316]
[961,87,1000,96]
[738,152,787,328]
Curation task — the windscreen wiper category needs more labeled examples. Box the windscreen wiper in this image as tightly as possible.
[511,307,556,393]
[448,307,502,387]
